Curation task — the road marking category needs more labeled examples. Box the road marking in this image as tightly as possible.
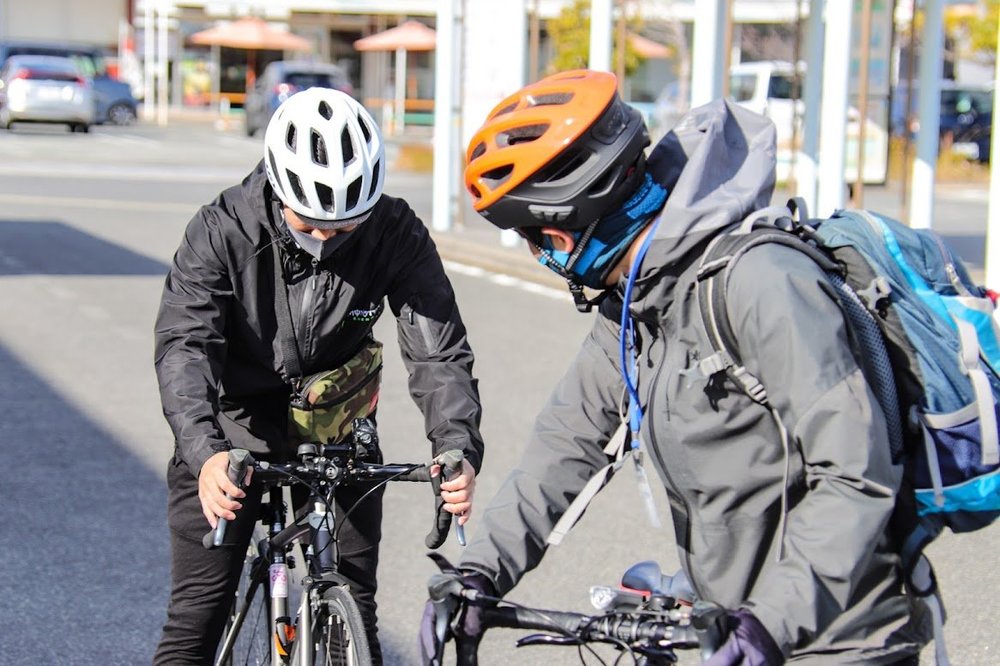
[443,260,568,301]
[0,193,193,213]
[0,162,246,183]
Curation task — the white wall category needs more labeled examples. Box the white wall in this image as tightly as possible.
[2,0,122,45]
[460,0,527,148]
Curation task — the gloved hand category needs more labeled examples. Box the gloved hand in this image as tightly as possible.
[702,609,784,666]
[418,569,496,666]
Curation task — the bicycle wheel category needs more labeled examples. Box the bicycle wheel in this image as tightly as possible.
[312,585,372,666]
[218,529,271,666]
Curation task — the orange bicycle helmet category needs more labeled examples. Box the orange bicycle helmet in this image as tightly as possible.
[465,70,649,232]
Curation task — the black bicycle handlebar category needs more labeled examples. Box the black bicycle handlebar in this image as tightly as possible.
[202,445,465,552]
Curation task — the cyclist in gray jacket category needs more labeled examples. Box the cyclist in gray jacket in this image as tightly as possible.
[422,70,929,664]
[154,88,484,665]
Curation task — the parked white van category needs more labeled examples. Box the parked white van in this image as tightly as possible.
[728,60,887,185]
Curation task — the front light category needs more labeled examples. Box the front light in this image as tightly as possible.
[7,80,27,110]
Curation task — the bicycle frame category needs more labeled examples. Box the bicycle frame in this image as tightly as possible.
[211,427,465,666]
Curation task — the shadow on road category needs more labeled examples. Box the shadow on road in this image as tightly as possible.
[0,342,169,664]
[0,219,169,276]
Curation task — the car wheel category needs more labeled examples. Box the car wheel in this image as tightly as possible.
[244,120,256,137]
[0,108,10,130]
[107,103,137,126]
[71,123,90,134]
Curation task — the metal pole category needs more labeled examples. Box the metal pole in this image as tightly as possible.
[144,0,155,120]
[394,46,406,136]
[432,0,458,232]
[816,0,853,216]
[616,0,627,86]
[852,0,873,208]
[900,6,916,222]
[909,0,944,229]
[529,0,540,81]
[721,0,733,98]
[985,16,1000,287]
[795,0,824,214]
[691,0,726,106]
[156,0,169,126]
[589,0,613,72]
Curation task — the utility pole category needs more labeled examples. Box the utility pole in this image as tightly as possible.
[852,0,873,207]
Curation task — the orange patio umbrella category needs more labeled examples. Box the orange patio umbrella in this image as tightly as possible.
[190,17,313,89]
[353,20,437,52]
[629,33,673,59]
[354,20,436,134]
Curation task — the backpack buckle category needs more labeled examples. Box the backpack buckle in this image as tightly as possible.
[679,351,732,387]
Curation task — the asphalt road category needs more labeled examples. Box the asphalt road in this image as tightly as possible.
[0,120,996,665]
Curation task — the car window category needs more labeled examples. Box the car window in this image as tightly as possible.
[768,73,800,100]
[284,71,346,90]
[13,61,81,82]
[4,46,105,77]
[729,73,757,102]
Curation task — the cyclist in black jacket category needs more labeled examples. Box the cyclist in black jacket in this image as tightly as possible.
[153,87,484,665]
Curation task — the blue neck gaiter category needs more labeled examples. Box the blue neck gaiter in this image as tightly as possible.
[539,173,668,289]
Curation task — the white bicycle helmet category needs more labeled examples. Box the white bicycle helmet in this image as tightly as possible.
[264,87,385,228]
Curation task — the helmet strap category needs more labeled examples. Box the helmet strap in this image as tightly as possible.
[535,173,668,295]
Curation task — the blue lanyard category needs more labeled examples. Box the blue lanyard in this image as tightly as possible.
[619,217,662,447]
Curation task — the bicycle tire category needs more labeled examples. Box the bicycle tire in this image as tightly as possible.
[311,585,372,666]
[217,528,272,666]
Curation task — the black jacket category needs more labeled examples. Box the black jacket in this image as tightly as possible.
[154,162,484,476]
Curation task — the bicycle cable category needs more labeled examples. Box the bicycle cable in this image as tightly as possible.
[480,595,607,664]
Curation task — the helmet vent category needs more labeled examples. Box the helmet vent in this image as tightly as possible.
[529,92,573,106]
[469,184,482,199]
[285,123,297,151]
[310,130,328,166]
[286,170,308,206]
[481,164,514,186]
[536,150,588,183]
[470,142,487,161]
[347,176,362,210]
[357,112,373,143]
[587,164,620,197]
[490,102,518,118]
[368,160,381,200]
[500,123,548,146]
[318,100,333,120]
[316,182,334,212]
[341,127,355,164]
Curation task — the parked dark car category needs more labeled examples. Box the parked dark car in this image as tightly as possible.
[891,81,993,163]
[244,60,353,137]
[0,40,138,125]
[0,55,95,131]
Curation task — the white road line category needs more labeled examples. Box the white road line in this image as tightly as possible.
[443,260,568,301]
[0,193,193,213]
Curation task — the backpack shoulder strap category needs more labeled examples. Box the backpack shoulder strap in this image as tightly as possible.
[686,222,837,404]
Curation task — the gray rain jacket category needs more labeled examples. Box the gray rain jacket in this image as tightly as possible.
[155,162,484,477]
[459,100,928,663]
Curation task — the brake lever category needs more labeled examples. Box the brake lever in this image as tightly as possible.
[425,450,466,548]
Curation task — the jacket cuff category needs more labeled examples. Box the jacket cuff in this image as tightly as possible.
[433,438,483,474]
[186,442,231,479]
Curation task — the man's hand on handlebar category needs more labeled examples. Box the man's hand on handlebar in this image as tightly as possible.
[419,569,495,666]
[701,608,784,666]
[197,450,251,529]
[433,458,476,527]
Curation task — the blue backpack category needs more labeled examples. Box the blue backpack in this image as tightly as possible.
[693,201,1000,665]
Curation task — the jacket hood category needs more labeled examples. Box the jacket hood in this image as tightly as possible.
[629,99,776,316]
[242,159,284,236]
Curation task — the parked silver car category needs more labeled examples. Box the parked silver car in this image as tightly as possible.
[0,55,95,132]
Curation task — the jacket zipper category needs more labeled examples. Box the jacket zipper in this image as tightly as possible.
[640,320,700,598]
[298,257,321,364]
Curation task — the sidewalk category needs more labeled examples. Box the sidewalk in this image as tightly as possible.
[162,108,991,286]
